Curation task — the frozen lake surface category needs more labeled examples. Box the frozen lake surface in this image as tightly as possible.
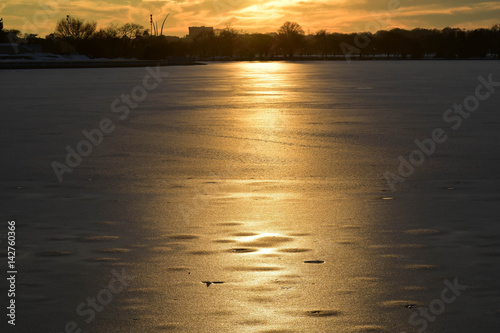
[1,61,500,332]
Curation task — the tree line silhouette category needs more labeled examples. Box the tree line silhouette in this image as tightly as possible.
[1,17,500,60]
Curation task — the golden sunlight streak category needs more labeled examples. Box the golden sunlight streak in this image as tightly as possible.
[234,62,294,128]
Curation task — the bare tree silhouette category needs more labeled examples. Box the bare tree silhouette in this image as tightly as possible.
[55,16,96,40]
[277,21,305,58]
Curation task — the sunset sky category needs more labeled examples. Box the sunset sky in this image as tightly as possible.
[2,0,500,37]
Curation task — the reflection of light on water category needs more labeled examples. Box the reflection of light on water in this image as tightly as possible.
[115,60,390,332]
[255,248,275,255]
[234,62,294,127]
[233,232,293,255]
[246,90,282,95]
[235,231,280,248]
[237,61,287,73]
[238,231,282,241]
[223,192,294,200]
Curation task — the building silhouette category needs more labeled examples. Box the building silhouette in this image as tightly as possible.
[188,26,213,39]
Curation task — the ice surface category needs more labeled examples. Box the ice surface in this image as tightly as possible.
[1,61,500,332]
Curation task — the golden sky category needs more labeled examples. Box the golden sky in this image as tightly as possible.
[2,0,500,37]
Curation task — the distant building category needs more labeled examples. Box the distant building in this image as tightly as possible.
[188,26,214,39]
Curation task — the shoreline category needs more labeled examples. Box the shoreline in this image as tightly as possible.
[0,59,205,70]
[1,57,498,70]
[199,56,500,62]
